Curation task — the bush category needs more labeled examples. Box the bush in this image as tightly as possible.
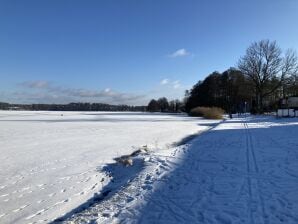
[189,107,224,119]
[189,107,208,117]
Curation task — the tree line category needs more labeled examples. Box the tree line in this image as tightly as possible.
[0,100,183,112]
[0,99,184,113]
[0,102,147,111]
[185,40,298,114]
[147,97,183,112]
[185,68,252,113]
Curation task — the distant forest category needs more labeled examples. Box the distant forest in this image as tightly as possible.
[0,102,147,112]
[0,100,183,113]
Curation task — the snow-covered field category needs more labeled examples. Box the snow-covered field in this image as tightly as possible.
[0,111,213,224]
[65,115,298,224]
[2,112,298,224]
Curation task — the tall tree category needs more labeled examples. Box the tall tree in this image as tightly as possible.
[238,40,298,113]
[147,99,160,112]
[157,97,169,112]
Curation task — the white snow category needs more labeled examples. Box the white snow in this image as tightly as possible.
[2,112,298,224]
[64,116,298,224]
[0,111,213,224]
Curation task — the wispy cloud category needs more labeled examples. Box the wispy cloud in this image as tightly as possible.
[160,79,169,85]
[168,48,190,58]
[19,81,50,89]
[159,79,182,89]
[172,80,181,89]
[13,81,146,105]
[2,79,190,105]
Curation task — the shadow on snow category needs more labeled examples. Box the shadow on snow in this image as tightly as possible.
[51,158,145,223]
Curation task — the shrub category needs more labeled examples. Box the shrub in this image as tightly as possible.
[189,107,224,119]
[203,107,224,119]
[189,107,209,117]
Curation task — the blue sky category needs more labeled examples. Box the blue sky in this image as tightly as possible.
[1,0,298,105]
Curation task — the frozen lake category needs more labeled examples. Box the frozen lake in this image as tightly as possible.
[0,111,208,223]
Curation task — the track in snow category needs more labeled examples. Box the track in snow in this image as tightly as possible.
[243,119,267,224]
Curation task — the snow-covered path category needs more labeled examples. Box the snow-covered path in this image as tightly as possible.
[134,117,298,224]
[66,116,298,223]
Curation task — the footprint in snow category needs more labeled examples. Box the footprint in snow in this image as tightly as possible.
[155,169,161,175]
[74,191,86,196]
[0,194,8,198]
[84,177,91,182]
[144,180,152,185]
[21,187,30,192]
[54,199,70,206]
[141,185,153,190]
[126,197,134,203]
[60,176,71,181]
[48,193,56,197]
[25,209,47,220]
[90,183,98,190]
[13,205,29,213]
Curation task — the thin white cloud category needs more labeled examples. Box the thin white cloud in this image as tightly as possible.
[3,79,191,105]
[159,79,183,89]
[168,48,190,58]
[173,80,181,89]
[13,81,146,105]
[160,79,169,85]
[19,81,50,89]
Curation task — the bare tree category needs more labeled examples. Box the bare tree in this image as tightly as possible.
[238,40,298,113]
[281,49,298,96]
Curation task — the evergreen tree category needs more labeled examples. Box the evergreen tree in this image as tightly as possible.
[147,99,160,112]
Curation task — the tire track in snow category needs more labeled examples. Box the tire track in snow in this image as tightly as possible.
[244,119,267,224]
[247,122,268,224]
[244,121,254,224]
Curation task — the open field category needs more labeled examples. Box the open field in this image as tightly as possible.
[0,111,214,223]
